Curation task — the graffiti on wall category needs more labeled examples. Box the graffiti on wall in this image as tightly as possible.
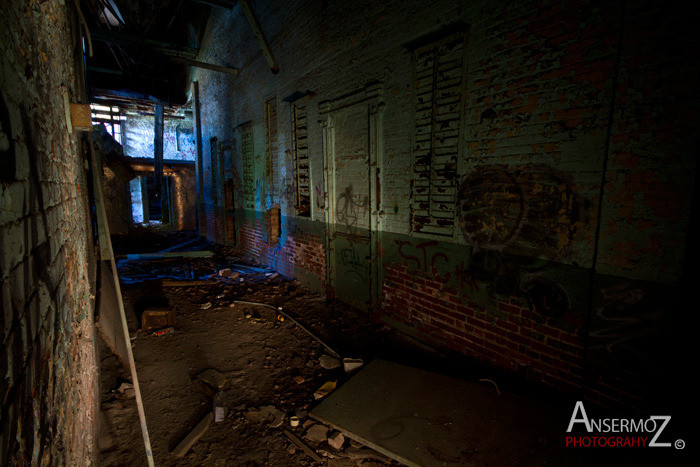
[588,282,666,368]
[391,164,587,320]
[456,164,582,260]
[315,184,325,211]
[335,184,369,231]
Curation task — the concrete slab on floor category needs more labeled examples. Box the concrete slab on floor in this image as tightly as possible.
[310,359,575,466]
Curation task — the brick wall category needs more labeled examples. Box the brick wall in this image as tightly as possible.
[0,1,98,464]
[193,0,698,410]
[236,217,325,286]
[383,264,584,388]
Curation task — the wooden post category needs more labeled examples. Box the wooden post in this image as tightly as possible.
[154,103,165,222]
[140,176,149,222]
[193,81,203,232]
[239,0,279,73]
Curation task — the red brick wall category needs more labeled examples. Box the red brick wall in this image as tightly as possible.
[200,203,224,243]
[237,219,325,285]
[383,264,584,389]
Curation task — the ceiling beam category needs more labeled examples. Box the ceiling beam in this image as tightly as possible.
[91,28,199,59]
[169,56,240,75]
[190,0,237,8]
[189,0,278,73]
[239,0,279,73]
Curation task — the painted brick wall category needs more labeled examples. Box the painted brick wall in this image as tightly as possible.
[193,0,697,410]
[0,1,98,464]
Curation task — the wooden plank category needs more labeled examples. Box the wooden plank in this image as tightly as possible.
[239,0,279,73]
[283,430,322,462]
[95,261,132,372]
[88,137,155,467]
[115,250,213,260]
[172,412,213,458]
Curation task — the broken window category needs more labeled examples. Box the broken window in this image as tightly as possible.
[264,96,278,200]
[409,30,467,237]
[292,100,311,217]
[91,103,125,143]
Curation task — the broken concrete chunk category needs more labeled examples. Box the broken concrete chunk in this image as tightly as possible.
[196,368,226,390]
[319,354,341,370]
[293,375,306,385]
[245,405,283,428]
[328,431,345,450]
[302,419,315,430]
[304,424,329,444]
[116,382,133,394]
[342,358,364,374]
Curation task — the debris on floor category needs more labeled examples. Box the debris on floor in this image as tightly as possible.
[172,412,213,458]
[313,381,337,400]
[342,358,364,374]
[320,354,341,370]
[98,247,403,465]
[196,368,226,390]
[98,239,584,466]
[141,307,175,331]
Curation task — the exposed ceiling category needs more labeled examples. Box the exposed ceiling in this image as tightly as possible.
[79,0,214,106]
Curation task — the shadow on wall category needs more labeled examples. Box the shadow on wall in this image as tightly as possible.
[223,159,680,410]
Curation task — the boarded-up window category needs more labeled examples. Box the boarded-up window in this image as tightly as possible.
[265,205,281,244]
[410,31,467,237]
[264,96,278,195]
[210,137,221,205]
[292,100,311,216]
[241,123,254,209]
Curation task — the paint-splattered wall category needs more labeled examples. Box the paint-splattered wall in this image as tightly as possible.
[194,0,698,411]
[122,113,196,161]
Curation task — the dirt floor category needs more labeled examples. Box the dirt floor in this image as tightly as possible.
[99,233,415,466]
[97,231,593,466]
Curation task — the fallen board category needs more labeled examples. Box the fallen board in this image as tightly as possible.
[116,250,214,260]
[310,359,573,466]
[95,261,131,372]
[172,412,213,458]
